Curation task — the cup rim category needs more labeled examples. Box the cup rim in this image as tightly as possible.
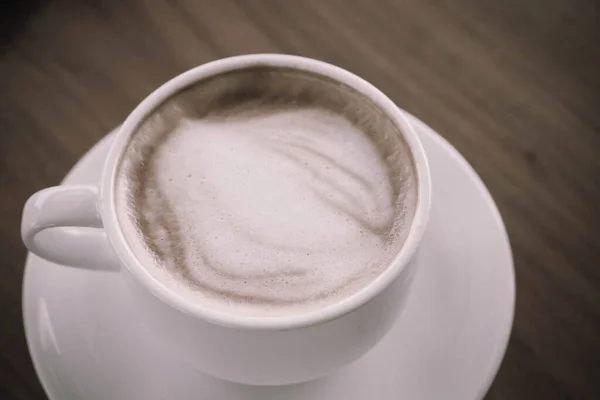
[101,54,431,330]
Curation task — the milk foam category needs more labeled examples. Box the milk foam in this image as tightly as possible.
[116,71,416,317]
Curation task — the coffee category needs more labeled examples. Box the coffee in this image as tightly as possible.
[115,67,417,317]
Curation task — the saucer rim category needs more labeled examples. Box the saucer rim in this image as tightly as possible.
[421,119,515,400]
[22,115,515,400]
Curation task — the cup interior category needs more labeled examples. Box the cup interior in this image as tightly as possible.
[101,54,431,329]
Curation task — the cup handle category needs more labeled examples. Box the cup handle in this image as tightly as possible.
[21,185,120,271]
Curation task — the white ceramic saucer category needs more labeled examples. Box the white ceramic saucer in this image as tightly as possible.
[22,114,515,400]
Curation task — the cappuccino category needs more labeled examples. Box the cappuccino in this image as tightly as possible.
[115,67,417,317]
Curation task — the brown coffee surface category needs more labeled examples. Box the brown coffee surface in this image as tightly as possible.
[115,67,417,316]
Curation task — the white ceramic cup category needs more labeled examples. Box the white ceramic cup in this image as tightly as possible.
[21,54,431,386]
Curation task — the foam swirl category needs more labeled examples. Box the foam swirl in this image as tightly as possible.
[116,68,416,316]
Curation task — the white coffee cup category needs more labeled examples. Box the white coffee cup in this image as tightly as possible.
[21,54,431,386]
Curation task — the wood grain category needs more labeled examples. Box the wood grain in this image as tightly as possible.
[1,0,599,399]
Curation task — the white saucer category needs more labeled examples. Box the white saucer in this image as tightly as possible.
[22,114,515,400]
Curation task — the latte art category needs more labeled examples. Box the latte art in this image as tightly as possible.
[116,67,417,316]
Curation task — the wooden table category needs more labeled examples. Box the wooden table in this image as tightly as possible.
[1,1,599,399]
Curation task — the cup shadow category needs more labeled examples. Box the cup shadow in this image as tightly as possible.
[198,376,328,400]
